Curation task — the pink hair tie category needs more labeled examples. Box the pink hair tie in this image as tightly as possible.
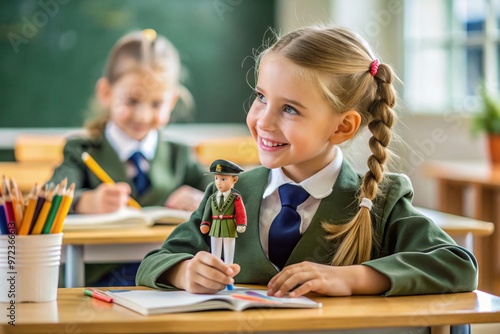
[369,59,379,76]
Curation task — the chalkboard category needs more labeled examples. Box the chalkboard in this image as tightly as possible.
[0,0,275,127]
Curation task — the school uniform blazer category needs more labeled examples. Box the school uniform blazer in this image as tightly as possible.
[49,133,210,209]
[136,161,478,296]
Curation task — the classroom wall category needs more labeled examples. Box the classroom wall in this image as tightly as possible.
[0,0,275,128]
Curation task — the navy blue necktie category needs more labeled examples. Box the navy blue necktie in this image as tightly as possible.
[268,184,310,270]
[128,151,151,195]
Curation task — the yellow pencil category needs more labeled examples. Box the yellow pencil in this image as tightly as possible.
[51,183,75,234]
[9,178,24,230]
[31,188,54,235]
[81,152,141,209]
[18,183,38,235]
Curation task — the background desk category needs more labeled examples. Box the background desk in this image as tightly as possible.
[423,161,500,295]
[2,287,500,334]
[62,225,175,288]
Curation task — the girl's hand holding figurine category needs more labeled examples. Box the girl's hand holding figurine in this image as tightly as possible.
[165,252,240,294]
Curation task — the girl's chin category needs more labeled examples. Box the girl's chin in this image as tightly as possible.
[257,155,282,170]
[127,129,149,140]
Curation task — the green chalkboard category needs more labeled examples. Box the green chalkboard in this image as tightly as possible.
[0,0,275,127]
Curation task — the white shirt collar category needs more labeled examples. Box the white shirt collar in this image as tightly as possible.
[105,122,158,161]
[263,146,343,199]
[218,189,232,199]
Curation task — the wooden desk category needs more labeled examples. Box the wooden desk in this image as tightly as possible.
[423,161,500,295]
[2,287,500,334]
[62,225,175,288]
[415,207,494,251]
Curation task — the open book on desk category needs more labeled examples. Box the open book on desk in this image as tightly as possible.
[104,288,322,315]
[62,206,192,230]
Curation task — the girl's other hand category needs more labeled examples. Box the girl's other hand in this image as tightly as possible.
[267,262,390,298]
[166,251,240,294]
[74,182,131,214]
[165,185,204,211]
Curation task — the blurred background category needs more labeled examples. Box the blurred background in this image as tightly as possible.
[0,0,495,209]
[1,2,500,329]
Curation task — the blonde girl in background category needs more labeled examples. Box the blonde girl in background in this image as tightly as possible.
[137,26,477,302]
[50,29,209,286]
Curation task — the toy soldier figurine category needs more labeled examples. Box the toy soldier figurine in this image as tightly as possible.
[200,159,247,284]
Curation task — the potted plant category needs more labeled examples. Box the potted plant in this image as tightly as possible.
[471,86,500,165]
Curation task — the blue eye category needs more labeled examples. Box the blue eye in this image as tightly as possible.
[255,91,267,104]
[284,105,299,115]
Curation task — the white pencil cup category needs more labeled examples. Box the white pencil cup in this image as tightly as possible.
[0,233,62,303]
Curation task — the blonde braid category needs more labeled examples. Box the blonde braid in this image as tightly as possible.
[324,63,396,266]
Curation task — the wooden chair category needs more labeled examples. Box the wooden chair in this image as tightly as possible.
[415,206,494,252]
[0,134,66,193]
[194,136,259,167]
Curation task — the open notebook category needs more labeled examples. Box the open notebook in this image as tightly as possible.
[104,288,322,315]
[63,206,192,230]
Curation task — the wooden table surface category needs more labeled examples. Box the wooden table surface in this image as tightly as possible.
[3,287,500,334]
[62,225,176,245]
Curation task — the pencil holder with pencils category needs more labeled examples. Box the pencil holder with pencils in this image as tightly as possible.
[0,177,74,302]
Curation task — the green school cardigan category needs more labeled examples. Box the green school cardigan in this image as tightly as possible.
[136,160,478,296]
[49,134,210,285]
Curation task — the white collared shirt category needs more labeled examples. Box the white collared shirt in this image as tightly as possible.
[216,189,232,207]
[259,146,344,257]
[105,122,158,178]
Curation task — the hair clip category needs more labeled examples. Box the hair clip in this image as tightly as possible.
[142,29,157,42]
[369,59,379,77]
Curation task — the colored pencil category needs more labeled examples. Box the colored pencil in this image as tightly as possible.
[0,192,9,234]
[51,182,75,234]
[42,179,66,234]
[30,184,47,234]
[81,152,141,209]
[9,178,23,229]
[31,187,54,235]
[18,183,38,235]
[2,177,17,234]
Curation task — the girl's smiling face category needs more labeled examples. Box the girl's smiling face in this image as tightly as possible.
[101,70,178,141]
[246,53,354,182]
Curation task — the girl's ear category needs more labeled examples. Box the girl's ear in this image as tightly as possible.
[96,78,112,108]
[330,110,362,144]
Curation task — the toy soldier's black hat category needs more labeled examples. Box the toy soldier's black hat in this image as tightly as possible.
[205,159,244,176]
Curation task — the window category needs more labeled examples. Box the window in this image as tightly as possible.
[404,0,500,113]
